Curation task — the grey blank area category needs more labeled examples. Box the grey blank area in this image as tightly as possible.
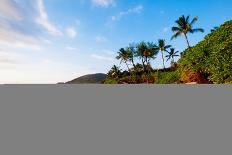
[0,85,231,155]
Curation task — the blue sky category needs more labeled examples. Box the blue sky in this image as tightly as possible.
[0,0,231,84]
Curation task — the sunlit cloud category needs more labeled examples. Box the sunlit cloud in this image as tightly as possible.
[110,5,144,22]
[91,0,116,8]
[0,0,23,20]
[65,27,77,39]
[35,0,63,36]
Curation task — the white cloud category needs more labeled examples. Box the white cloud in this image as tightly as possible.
[0,0,62,49]
[65,27,77,39]
[0,25,41,50]
[91,54,114,62]
[95,36,108,43]
[0,0,22,20]
[35,0,62,36]
[66,47,77,51]
[0,50,23,64]
[110,5,144,22]
[91,0,115,7]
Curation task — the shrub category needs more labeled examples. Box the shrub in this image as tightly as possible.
[154,71,180,84]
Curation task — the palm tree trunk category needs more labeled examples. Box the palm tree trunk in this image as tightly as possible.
[184,33,191,48]
[125,62,130,72]
[131,59,137,75]
[141,58,146,72]
[161,51,166,69]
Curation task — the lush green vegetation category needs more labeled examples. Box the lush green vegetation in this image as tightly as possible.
[105,15,232,84]
[178,20,232,84]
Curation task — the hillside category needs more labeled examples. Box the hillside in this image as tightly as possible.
[65,73,107,84]
[178,20,232,84]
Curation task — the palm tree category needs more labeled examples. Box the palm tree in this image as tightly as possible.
[136,42,159,73]
[166,48,179,66]
[171,15,204,48]
[158,39,171,69]
[116,48,131,72]
[107,65,121,79]
[126,45,137,69]
[136,42,147,70]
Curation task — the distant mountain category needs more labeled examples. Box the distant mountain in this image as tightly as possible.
[64,73,107,84]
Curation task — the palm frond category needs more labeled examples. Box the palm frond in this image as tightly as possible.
[165,45,172,49]
[190,16,198,26]
[172,26,181,32]
[192,28,204,33]
[166,57,171,62]
[171,31,182,40]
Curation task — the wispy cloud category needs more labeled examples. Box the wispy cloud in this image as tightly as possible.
[0,0,63,49]
[110,5,144,22]
[65,27,77,39]
[90,54,114,62]
[95,36,108,43]
[91,0,116,8]
[0,0,23,20]
[35,0,62,36]
[66,47,77,51]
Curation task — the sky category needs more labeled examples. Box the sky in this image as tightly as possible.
[0,0,231,84]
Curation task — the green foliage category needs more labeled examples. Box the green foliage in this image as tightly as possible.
[153,71,180,84]
[104,78,119,84]
[178,20,232,84]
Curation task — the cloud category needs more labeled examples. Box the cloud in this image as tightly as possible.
[35,0,62,36]
[0,0,23,20]
[95,36,108,43]
[66,47,77,51]
[110,5,144,22]
[0,25,41,50]
[0,0,63,50]
[0,50,22,64]
[91,0,116,7]
[65,27,77,39]
[90,54,114,62]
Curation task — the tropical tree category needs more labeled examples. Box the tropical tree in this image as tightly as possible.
[136,42,159,73]
[107,65,121,79]
[158,39,171,69]
[171,15,204,48]
[116,48,131,72]
[166,48,180,66]
[126,44,137,69]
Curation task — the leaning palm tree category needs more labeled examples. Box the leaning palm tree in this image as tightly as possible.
[158,39,171,69]
[166,48,180,66]
[116,48,131,72]
[171,15,204,48]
